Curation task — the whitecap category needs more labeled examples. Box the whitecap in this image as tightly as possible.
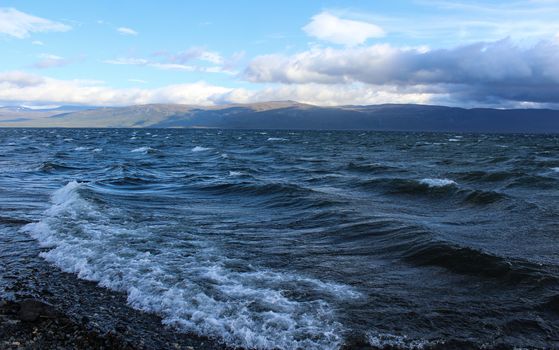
[419,178,457,187]
[131,146,154,153]
[92,148,102,153]
[192,146,211,152]
[267,137,288,141]
[74,146,87,151]
[228,171,242,176]
[551,167,559,173]
[448,138,461,142]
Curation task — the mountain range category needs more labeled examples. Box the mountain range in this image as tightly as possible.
[0,101,558,133]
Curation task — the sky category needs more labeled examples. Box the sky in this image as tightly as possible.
[1,0,559,108]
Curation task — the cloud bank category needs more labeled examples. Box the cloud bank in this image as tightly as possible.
[0,71,431,107]
[245,38,559,105]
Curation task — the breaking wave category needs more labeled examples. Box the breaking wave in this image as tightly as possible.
[23,181,361,350]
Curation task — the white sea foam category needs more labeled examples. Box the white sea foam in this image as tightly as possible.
[23,181,359,350]
[551,167,559,172]
[192,146,211,152]
[419,178,457,187]
[131,146,154,153]
[92,148,102,153]
[448,138,461,142]
[74,146,87,151]
[367,332,444,349]
[267,137,288,141]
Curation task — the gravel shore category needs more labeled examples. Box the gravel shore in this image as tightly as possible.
[1,298,134,349]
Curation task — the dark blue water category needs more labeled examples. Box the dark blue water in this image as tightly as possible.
[1,128,559,349]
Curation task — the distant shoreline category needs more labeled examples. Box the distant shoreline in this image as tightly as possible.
[1,102,558,133]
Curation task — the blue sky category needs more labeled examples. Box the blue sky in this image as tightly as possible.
[1,0,559,107]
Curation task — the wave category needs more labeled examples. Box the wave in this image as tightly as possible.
[191,182,332,209]
[360,177,457,196]
[191,146,212,152]
[37,161,80,172]
[131,146,156,154]
[22,181,360,350]
[359,176,505,205]
[403,240,556,285]
[346,162,403,174]
[461,189,505,205]
[505,175,557,189]
[454,170,522,183]
[267,137,288,141]
[419,178,456,187]
[0,215,32,225]
[541,295,559,314]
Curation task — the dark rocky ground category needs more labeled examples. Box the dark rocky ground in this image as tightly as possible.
[0,274,223,350]
[0,221,224,350]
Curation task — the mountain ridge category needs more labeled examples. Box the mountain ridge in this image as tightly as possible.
[0,101,558,133]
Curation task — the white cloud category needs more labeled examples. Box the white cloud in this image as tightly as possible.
[31,40,44,46]
[103,57,149,65]
[149,63,195,71]
[303,12,384,46]
[247,83,432,106]
[0,70,434,107]
[103,49,239,74]
[0,8,71,38]
[33,53,71,69]
[168,47,224,65]
[117,27,138,36]
[0,70,235,106]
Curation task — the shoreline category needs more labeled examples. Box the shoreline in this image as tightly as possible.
[0,267,224,350]
[0,221,225,350]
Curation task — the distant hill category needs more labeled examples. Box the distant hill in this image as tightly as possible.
[1,101,558,133]
[0,105,94,123]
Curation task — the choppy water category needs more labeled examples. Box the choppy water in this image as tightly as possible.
[1,128,559,349]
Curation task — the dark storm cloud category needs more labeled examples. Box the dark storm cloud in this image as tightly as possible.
[245,38,559,104]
